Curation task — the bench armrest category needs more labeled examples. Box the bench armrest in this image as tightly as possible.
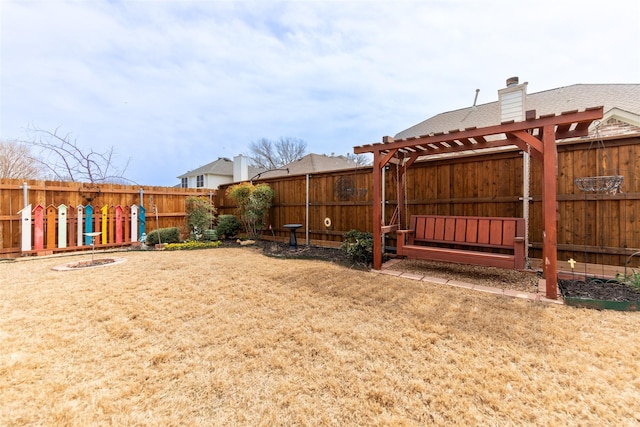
[514,237,525,243]
[396,229,414,256]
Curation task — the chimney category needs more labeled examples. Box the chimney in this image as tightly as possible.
[506,76,519,87]
[498,77,528,123]
[233,154,248,182]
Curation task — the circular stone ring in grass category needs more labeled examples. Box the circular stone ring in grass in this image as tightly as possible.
[52,257,127,271]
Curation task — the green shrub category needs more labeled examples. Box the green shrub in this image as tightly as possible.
[340,229,374,264]
[216,215,241,239]
[145,227,180,246]
[226,182,274,239]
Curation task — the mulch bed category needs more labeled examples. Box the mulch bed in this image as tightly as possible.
[259,241,364,268]
[68,258,116,268]
[216,239,368,269]
[559,278,640,302]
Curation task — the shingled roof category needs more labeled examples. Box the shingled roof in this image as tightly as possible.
[258,153,357,179]
[395,84,640,140]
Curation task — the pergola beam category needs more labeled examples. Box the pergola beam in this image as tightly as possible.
[355,107,603,157]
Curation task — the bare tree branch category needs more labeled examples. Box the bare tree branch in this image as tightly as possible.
[248,137,307,170]
[275,137,307,165]
[19,126,134,184]
[345,152,373,167]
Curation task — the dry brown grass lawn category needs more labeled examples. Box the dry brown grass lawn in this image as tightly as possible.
[1,247,639,426]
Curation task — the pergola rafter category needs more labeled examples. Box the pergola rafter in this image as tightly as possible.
[354,106,604,299]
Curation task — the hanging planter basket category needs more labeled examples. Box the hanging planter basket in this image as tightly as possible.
[574,121,624,195]
[574,175,624,195]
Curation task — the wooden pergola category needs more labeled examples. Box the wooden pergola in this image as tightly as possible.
[354,106,604,299]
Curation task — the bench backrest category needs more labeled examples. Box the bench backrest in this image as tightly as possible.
[409,215,524,249]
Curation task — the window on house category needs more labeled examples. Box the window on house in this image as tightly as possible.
[181,177,188,188]
[196,175,204,188]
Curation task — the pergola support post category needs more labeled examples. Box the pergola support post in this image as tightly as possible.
[372,149,383,270]
[396,163,405,230]
[542,125,559,299]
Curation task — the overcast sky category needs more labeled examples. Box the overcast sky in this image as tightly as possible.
[1,0,638,186]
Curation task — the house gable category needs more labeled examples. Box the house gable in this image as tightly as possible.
[598,108,640,137]
[177,156,263,189]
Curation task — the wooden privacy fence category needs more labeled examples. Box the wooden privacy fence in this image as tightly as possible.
[218,135,640,267]
[216,167,373,247]
[3,134,639,267]
[0,179,214,257]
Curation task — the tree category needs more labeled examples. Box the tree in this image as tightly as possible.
[226,182,275,239]
[0,139,43,179]
[185,196,216,240]
[21,126,132,184]
[346,152,373,167]
[248,137,307,170]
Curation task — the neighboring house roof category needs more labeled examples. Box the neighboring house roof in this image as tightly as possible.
[259,153,358,178]
[395,84,640,140]
[177,157,262,179]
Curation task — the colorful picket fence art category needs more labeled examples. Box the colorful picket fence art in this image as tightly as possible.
[18,203,145,253]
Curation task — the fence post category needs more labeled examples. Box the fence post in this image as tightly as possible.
[19,204,32,252]
[108,205,115,244]
[58,204,67,248]
[46,205,56,249]
[76,205,84,247]
[68,204,76,248]
[115,205,123,243]
[306,174,310,245]
[101,204,108,244]
[124,205,131,242]
[84,205,94,245]
[22,182,28,208]
[139,205,146,239]
[130,204,138,242]
[94,208,100,244]
[33,205,44,250]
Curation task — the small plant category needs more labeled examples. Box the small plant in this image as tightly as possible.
[186,196,216,241]
[145,227,180,246]
[615,270,640,289]
[216,214,242,239]
[340,229,374,264]
[165,240,222,250]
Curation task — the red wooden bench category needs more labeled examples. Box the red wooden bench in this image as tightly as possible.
[396,215,526,270]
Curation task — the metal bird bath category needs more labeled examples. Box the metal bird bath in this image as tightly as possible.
[84,231,102,264]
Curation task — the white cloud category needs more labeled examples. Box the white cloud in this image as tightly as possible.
[1,0,638,185]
